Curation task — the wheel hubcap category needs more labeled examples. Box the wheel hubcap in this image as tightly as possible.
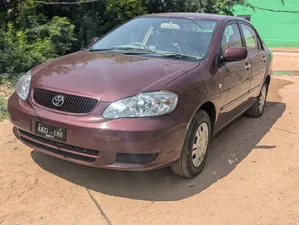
[192,122,209,168]
[259,86,267,112]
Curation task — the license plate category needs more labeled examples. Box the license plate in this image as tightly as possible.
[35,122,66,142]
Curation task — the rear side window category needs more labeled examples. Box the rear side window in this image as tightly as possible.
[240,24,259,52]
[221,23,242,55]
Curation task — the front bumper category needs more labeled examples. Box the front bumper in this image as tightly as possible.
[8,93,187,171]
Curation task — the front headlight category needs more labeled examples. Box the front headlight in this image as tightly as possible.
[103,91,178,119]
[16,70,32,100]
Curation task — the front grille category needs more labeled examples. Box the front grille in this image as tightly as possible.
[116,153,158,164]
[33,88,98,114]
[19,129,99,157]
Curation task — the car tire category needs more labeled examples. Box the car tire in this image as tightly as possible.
[171,110,211,178]
[246,82,268,118]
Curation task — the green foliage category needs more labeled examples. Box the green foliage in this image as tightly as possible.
[106,0,146,24]
[28,16,77,55]
[0,95,8,121]
[146,0,247,15]
[0,16,76,76]
[183,0,247,15]
[0,0,250,120]
[0,0,248,79]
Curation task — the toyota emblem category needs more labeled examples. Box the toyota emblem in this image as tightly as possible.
[52,95,65,107]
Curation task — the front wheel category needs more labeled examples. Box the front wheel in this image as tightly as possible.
[171,110,211,178]
[246,82,268,118]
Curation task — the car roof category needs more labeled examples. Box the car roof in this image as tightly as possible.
[140,13,248,23]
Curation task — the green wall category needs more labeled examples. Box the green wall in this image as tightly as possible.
[234,0,299,47]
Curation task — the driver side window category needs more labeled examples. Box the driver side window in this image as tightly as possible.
[221,23,242,55]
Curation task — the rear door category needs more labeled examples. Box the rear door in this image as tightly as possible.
[240,23,267,98]
[215,22,251,131]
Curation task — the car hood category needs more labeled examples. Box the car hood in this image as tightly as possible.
[31,51,199,102]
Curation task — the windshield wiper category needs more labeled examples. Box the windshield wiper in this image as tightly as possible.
[86,48,116,52]
[113,46,156,54]
[85,47,156,54]
[160,53,200,61]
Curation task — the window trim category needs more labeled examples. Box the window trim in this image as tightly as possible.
[217,20,245,61]
[237,15,251,22]
[238,22,264,54]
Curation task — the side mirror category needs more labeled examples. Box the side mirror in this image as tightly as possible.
[223,47,247,62]
[90,37,100,46]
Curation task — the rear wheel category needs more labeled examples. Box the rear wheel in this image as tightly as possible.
[246,82,268,118]
[171,110,211,178]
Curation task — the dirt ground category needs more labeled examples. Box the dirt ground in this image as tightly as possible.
[1,55,299,225]
[272,49,299,72]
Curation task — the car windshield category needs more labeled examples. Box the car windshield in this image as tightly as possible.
[89,17,217,61]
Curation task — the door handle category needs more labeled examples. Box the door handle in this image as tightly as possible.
[245,64,251,70]
[262,56,267,62]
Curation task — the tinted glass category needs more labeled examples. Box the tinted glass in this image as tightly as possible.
[90,18,217,60]
[241,24,259,52]
[221,23,242,54]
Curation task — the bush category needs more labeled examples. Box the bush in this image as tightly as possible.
[0,17,77,77]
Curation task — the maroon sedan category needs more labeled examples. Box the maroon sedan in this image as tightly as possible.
[8,13,272,178]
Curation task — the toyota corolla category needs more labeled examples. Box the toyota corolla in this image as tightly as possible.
[8,13,272,178]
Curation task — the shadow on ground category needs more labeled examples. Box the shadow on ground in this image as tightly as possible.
[31,100,285,201]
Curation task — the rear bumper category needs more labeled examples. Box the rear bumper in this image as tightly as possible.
[8,93,187,171]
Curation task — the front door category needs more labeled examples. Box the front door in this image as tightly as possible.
[215,22,251,131]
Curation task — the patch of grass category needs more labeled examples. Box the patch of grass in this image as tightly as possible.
[0,95,8,121]
[0,73,20,121]
[0,73,20,89]
[0,73,25,121]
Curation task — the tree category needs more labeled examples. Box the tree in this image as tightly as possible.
[146,0,249,15]
[184,0,248,15]
[0,0,251,77]
[104,0,146,29]
[0,15,76,75]
[146,0,183,13]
